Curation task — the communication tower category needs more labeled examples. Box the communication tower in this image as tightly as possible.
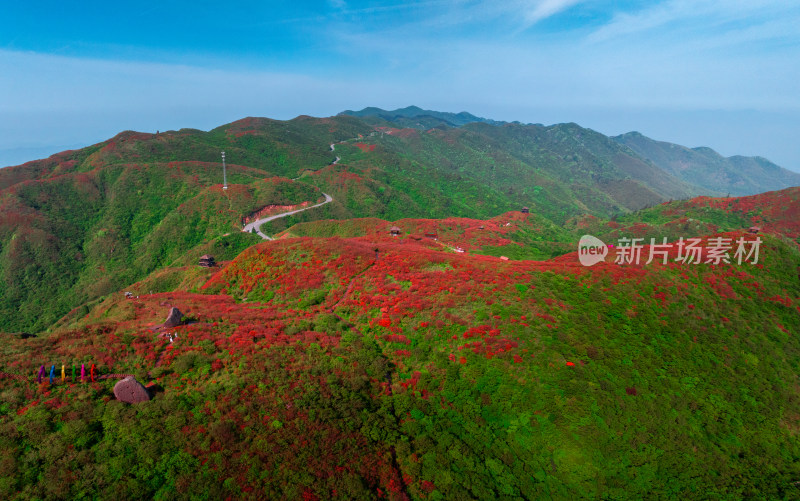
[221,151,228,190]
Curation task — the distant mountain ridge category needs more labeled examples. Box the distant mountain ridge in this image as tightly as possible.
[340,106,799,198]
[614,131,800,196]
[339,105,509,128]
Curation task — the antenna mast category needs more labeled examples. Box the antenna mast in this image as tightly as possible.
[221,151,228,190]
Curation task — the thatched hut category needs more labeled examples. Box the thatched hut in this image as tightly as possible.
[199,254,216,267]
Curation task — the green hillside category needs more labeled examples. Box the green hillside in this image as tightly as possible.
[1,108,799,497]
[1,113,720,334]
[322,122,700,224]
[0,155,322,333]
[0,223,797,499]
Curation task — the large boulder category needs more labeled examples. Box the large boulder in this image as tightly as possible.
[162,307,184,328]
[113,376,151,404]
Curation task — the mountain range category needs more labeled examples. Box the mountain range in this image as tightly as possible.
[2,109,799,334]
[614,131,800,196]
[344,106,800,196]
[0,108,798,499]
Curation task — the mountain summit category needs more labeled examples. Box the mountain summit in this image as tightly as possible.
[339,105,508,128]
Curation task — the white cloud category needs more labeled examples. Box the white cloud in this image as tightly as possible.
[320,0,586,34]
[589,0,800,43]
[0,48,416,154]
[0,49,367,115]
[522,0,585,26]
[1,1,799,168]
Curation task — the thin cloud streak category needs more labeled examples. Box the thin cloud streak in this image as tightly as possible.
[0,50,353,114]
[589,0,800,43]
[522,0,585,26]
[315,0,587,35]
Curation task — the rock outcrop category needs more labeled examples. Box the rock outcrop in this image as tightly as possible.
[113,376,151,404]
[162,307,184,328]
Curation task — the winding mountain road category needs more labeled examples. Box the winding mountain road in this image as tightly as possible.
[330,143,340,165]
[243,193,333,240]
[243,142,339,240]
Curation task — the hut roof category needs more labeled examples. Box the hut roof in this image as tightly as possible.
[390,226,402,232]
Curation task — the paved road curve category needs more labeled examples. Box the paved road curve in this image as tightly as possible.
[242,192,333,240]
[242,140,347,240]
[331,143,340,165]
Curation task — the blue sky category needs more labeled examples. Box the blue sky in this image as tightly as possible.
[1,0,799,171]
